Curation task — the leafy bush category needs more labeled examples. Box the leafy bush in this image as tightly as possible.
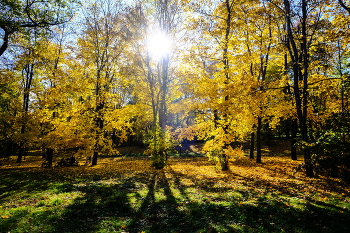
[311,131,350,180]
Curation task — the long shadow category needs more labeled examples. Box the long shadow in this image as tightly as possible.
[0,167,75,202]
[128,168,217,232]
[52,182,133,232]
[0,168,135,232]
[128,170,182,232]
[149,163,350,232]
[2,159,350,233]
[166,165,191,202]
[133,167,350,232]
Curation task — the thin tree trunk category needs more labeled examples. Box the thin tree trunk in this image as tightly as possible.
[301,0,313,177]
[291,119,298,160]
[6,141,13,158]
[250,132,255,159]
[16,144,24,163]
[17,63,34,163]
[256,117,262,163]
[284,0,313,177]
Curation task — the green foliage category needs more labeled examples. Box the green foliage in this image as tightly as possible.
[0,81,20,157]
[311,131,350,180]
[0,0,76,29]
[144,126,173,169]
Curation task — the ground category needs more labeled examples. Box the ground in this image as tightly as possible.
[0,140,349,232]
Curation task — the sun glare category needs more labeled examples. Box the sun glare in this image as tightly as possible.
[147,30,172,60]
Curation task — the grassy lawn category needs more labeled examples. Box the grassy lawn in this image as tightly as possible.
[0,154,349,233]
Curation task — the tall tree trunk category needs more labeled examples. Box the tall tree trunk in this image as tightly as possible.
[219,0,232,171]
[256,117,262,163]
[250,132,255,159]
[17,63,34,163]
[291,119,298,160]
[301,0,313,177]
[284,0,313,177]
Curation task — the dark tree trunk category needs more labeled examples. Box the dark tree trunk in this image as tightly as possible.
[42,148,46,158]
[250,132,255,159]
[264,123,272,146]
[92,81,104,166]
[256,117,262,163]
[285,124,290,139]
[221,154,229,171]
[46,148,54,167]
[291,119,298,160]
[6,141,13,158]
[283,0,313,177]
[16,63,34,163]
[16,145,24,163]
[338,0,350,13]
[301,0,313,177]
[0,28,10,57]
[91,151,98,166]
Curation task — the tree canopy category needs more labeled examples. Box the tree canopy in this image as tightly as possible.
[1,0,350,178]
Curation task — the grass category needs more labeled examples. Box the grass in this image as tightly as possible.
[0,153,350,233]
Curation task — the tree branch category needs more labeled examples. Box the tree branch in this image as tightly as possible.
[0,27,11,57]
[338,0,350,13]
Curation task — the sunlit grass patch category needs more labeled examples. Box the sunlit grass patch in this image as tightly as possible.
[1,155,350,232]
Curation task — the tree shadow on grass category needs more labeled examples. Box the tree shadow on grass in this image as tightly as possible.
[126,164,350,233]
[128,170,197,232]
[0,167,75,203]
[52,182,133,232]
[144,163,350,233]
[1,159,350,233]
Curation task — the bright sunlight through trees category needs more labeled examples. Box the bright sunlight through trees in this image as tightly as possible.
[146,29,173,60]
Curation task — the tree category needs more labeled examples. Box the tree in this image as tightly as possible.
[77,0,137,165]
[124,0,184,168]
[12,27,47,163]
[0,0,75,57]
[189,0,239,170]
[186,0,287,169]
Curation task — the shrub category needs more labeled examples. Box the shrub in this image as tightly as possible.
[311,131,350,180]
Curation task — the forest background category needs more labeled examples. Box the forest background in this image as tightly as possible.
[1,0,350,179]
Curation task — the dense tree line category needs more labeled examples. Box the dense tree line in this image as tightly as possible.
[1,0,349,178]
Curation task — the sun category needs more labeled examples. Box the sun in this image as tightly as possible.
[147,30,172,60]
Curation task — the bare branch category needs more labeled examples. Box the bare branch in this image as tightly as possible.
[338,0,350,13]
